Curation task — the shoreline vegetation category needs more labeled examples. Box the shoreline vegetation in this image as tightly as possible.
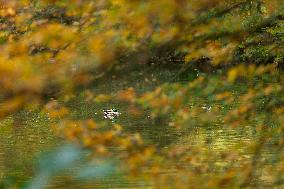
[0,0,284,188]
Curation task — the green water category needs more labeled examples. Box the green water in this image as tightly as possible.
[0,111,58,187]
[0,65,276,188]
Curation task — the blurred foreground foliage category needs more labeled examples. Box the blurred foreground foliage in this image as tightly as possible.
[0,0,284,188]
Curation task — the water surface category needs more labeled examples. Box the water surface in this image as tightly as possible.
[0,66,274,188]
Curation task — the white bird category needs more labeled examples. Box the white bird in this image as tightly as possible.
[201,105,212,112]
[103,108,121,120]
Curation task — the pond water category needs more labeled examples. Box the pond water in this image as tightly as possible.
[0,66,277,188]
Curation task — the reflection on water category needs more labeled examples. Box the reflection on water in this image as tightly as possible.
[0,67,277,188]
[0,105,269,188]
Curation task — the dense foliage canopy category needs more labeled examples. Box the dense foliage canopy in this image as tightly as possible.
[0,0,284,188]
